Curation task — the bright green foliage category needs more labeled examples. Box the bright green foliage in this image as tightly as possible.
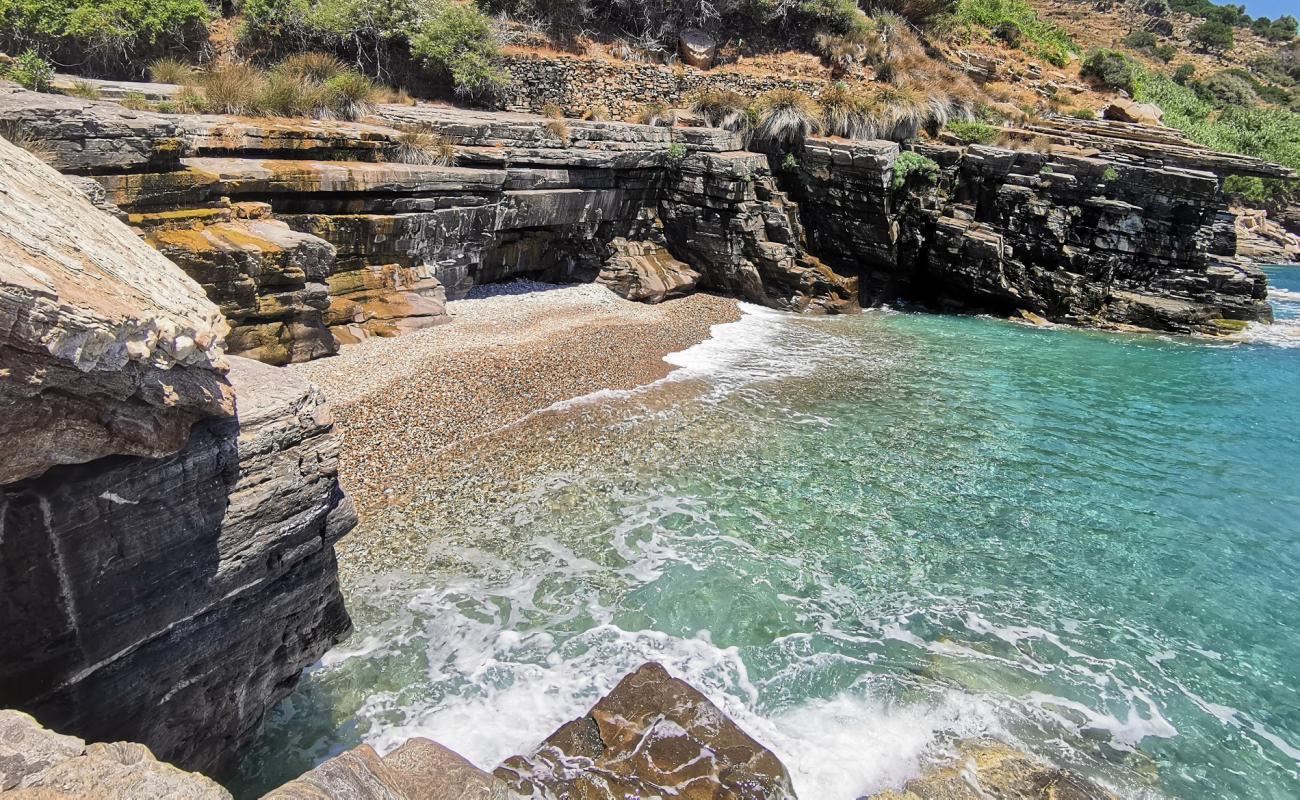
[409,2,503,97]
[1080,49,1142,94]
[237,0,417,48]
[669,143,688,161]
[1189,20,1234,51]
[0,0,213,75]
[955,0,1076,66]
[1068,107,1097,119]
[1101,166,1119,181]
[892,151,940,190]
[1135,71,1300,207]
[945,119,998,144]
[0,47,54,90]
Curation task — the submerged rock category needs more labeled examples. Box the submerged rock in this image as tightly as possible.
[864,742,1116,800]
[495,662,797,799]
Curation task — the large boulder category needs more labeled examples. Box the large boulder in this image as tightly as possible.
[1102,99,1163,126]
[0,135,231,485]
[495,662,797,799]
[679,28,719,69]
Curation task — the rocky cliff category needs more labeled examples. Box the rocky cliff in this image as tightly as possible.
[0,135,355,778]
[793,119,1288,333]
[0,87,858,367]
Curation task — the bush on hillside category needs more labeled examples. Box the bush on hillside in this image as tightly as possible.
[1189,20,1234,52]
[1173,62,1196,84]
[1122,29,1175,61]
[408,2,503,97]
[1198,70,1257,105]
[0,0,213,77]
[1080,48,1141,94]
[1135,71,1300,208]
[945,118,998,143]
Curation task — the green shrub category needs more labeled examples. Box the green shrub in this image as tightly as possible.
[1173,62,1196,84]
[408,2,503,98]
[892,150,940,190]
[1102,165,1119,181]
[1068,107,1097,119]
[1,48,54,91]
[0,0,213,77]
[1080,49,1141,94]
[668,142,688,161]
[946,118,998,143]
[955,0,1077,66]
[1190,20,1234,51]
[1198,70,1257,106]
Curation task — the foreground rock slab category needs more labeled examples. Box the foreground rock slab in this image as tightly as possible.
[0,710,231,799]
[265,738,511,800]
[495,662,797,799]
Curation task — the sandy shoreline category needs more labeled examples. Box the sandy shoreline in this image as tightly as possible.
[288,283,741,572]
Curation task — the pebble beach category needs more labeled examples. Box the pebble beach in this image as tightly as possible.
[288,282,741,574]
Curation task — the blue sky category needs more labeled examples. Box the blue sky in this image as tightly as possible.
[1241,0,1296,19]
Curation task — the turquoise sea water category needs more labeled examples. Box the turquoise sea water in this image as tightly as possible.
[235,268,1300,799]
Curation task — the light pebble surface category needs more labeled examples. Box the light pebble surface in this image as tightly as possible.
[286,282,741,571]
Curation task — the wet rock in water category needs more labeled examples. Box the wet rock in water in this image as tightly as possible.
[265,738,510,800]
[863,742,1116,800]
[495,662,797,799]
[0,710,231,799]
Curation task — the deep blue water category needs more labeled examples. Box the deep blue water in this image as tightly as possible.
[236,267,1300,798]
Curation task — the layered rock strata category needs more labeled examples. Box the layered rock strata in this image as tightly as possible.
[0,135,230,484]
[1,88,858,363]
[795,130,1280,333]
[0,138,355,778]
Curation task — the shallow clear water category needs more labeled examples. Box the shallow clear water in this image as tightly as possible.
[233,268,1300,799]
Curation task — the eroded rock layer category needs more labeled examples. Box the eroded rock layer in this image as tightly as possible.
[1,88,858,363]
[795,132,1277,334]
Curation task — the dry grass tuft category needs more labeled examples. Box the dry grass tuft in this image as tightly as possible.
[0,120,55,163]
[753,89,822,147]
[545,117,571,141]
[389,125,457,165]
[148,58,196,85]
[632,102,676,127]
[689,89,751,133]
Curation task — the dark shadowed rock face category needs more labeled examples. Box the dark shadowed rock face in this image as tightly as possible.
[794,136,1275,334]
[0,358,355,778]
[495,662,797,800]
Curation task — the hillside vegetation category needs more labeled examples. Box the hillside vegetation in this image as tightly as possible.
[1,0,1297,207]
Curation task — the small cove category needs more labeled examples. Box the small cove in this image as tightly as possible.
[234,267,1300,799]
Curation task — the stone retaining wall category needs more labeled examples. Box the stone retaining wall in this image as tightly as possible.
[495,54,827,119]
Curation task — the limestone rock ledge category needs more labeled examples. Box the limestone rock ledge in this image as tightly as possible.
[0,135,231,485]
[863,741,1116,800]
